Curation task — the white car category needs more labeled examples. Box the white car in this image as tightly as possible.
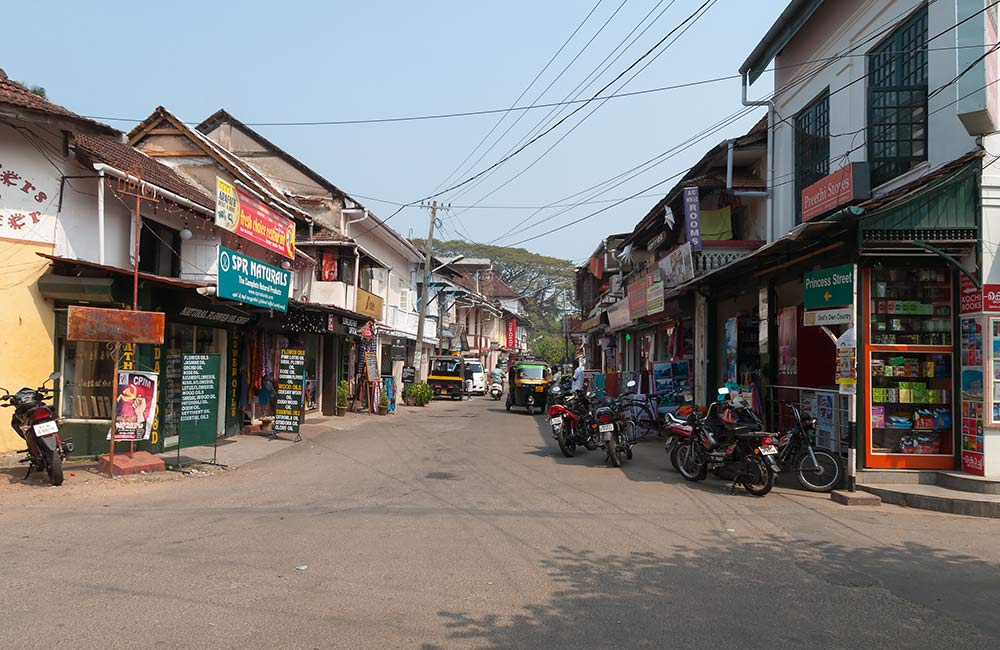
[465,361,487,395]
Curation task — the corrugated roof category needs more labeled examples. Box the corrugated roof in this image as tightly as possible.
[0,69,117,135]
[73,133,215,210]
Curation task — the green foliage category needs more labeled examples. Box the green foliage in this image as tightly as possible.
[18,82,46,98]
[379,390,389,408]
[404,382,433,406]
[414,239,576,336]
[337,380,349,407]
[530,332,568,367]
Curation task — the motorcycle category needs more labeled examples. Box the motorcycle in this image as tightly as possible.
[489,379,504,401]
[548,387,599,457]
[674,387,778,496]
[775,401,843,492]
[1,371,72,486]
[664,410,692,472]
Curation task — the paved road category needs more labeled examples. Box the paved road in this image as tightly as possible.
[2,398,999,650]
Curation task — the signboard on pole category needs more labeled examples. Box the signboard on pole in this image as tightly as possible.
[804,264,854,309]
[217,245,291,312]
[275,348,305,434]
[67,306,165,344]
[804,307,853,327]
[215,177,296,259]
[179,354,219,448]
[683,187,702,251]
[505,319,517,349]
[113,370,159,441]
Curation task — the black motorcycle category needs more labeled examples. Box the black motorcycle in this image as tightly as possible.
[675,387,778,496]
[1,371,71,486]
[775,401,843,492]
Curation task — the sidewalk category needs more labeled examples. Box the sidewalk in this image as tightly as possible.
[0,409,388,472]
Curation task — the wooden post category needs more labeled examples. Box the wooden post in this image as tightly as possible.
[108,342,120,478]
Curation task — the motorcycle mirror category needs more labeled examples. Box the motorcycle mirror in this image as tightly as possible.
[626,380,637,389]
[48,371,62,382]
[717,386,730,396]
[683,393,694,403]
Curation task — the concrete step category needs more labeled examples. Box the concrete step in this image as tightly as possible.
[860,483,1000,518]
[936,471,1000,495]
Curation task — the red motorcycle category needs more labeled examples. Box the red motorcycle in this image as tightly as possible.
[548,388,598,457]
[1,371,71,486]
[664,411,693,471]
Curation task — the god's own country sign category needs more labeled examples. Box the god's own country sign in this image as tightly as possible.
[217,245,291,312]
[804,265,854,310]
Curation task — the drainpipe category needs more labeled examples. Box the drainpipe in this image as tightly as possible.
[741,72,776,242]
[353,246,361,312]
[96,168,105,265]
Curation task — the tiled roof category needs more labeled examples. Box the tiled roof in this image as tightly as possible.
[480,273,520,299]
[296,224,353,243]
[73,133,215,209]
[0,69,116,134]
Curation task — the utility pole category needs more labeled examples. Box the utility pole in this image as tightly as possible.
[415,200,440,381]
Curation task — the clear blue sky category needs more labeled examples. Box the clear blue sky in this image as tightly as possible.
[4,1,786,262]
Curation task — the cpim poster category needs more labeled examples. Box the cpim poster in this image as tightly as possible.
[112,371,159,441]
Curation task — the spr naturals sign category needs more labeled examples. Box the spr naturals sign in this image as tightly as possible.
[217,245,291,311]
[216,177,296,260]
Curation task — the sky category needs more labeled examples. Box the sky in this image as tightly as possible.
[4,1,787,263]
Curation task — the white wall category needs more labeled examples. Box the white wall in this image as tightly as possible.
[767,0,979,239]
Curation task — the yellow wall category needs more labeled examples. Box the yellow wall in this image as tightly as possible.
[0,241,55,452]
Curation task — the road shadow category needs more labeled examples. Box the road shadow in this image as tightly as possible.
[420,539,1000,650]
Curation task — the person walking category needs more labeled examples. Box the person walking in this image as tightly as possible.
[572,361,585,392]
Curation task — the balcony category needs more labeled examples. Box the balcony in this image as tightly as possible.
[384,305,437,342]
[310,280,356,313]
[694,240,764,275]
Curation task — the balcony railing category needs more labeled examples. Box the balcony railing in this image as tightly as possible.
[384,305,436,340]
[694,240,763,275]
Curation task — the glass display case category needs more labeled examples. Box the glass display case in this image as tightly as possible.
[870,268,952,346]
[869,351,953,455]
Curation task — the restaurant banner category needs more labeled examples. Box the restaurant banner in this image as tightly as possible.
[627,276,648,319]
[215,177,296,260]
[607,299,631,331]
[112,371,159,441]
[217,245,291,312]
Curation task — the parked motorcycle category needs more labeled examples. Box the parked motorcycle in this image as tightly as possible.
[664,410,692,472]
[775,401,843,492]
[674,387,778,496]
[548,387,598,457]
[1,372,71,486]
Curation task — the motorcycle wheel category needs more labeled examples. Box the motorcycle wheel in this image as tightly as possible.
[625,444,633,460]
[556,426,576,458]
[740,455,775,497]
[675,441,707,482]
[606,434,621,468]
[668,443,681,472]
[44,448,64,487]
[794,450,842,492]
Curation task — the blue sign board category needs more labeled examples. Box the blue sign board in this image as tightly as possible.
[683,187,702,251]
[217,245,290,312]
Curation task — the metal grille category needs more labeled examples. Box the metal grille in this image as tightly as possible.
[795,91,830,223]
[868,8,928,187]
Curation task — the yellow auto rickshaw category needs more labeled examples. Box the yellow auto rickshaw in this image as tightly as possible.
[428,356,466,400]
[505,360,550,415]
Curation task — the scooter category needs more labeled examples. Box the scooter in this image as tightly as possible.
[1,371,72,486]
[489,379,504,401]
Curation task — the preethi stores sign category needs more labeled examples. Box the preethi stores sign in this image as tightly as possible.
[800,162,870,222]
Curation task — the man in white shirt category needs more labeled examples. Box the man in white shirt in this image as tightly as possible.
[572,363,585,392]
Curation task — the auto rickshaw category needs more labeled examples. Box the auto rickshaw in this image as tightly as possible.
[505,359,551,415]
[428,356,466,400]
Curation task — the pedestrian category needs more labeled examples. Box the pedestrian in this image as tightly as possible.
[572,361,585,392]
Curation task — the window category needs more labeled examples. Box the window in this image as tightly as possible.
[315,249,355,285]
[139,219,180,277]
[868,8,928,187]
[794,91,830,223]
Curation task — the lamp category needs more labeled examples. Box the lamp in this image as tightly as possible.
[281,260,292,270]
[179,225,193,240]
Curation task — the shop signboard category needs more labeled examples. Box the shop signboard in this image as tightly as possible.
[646,231,666,252]
[402,366,416,384]
[627,276,647,319]
[112,370,159,441]
[683,187,702,251]
[607,299,631,331]
[960,274,983,314]
[67,306,165,344]
[505,319,517,349]
[835,328,856,395]
[803,307,853,327]
[217,245,291,312]
[179,354,219,448]
[960,316,985,475]
[215,177,296,259]
[646,272,664,316]
[364,351,380,382]
[356,288,384,321]
[658,243,694,288]
[275,348,305,434]
[984,284,1000,312]
[800,162,870,222]
[804,264,853,310]
[177,306,251,326]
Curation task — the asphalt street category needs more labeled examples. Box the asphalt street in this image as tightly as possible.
[2,397,999,650]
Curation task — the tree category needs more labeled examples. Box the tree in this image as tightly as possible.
[529,332,566,367]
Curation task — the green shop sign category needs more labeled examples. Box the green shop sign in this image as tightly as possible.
[217,245,290,312]
[804,264,854,310]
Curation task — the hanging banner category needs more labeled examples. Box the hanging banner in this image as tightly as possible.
[627,276,648,319]
[659,242,695,288]
[505,319,517,349]
[607,299,631,331]
[113,371,159,441]
[217,245,291,312]
[215,177,296,260]
[275,348,305,434]
[683,187,702,251]
[835,327,856,395]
